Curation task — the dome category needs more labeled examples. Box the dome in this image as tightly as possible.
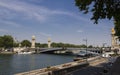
[32,35,35,39]
[111,28,115,34]
[48,37,51,42]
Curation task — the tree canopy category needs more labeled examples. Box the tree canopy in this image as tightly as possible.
[75,0,120,37]
[0,35,14,49]
[35,42,90,48]
[114,20,120,38]
[21,40,31,47]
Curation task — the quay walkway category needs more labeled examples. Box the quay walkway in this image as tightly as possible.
[15,56,108,75]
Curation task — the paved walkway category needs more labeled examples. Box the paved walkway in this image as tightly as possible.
[70,66,104,75]
[70,57,117,75]
[89,57,108,66]
[67,57,109,75]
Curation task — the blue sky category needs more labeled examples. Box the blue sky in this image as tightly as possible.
[0,0,114,46]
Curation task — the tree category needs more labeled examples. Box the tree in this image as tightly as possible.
[0,35,14,48]
[13,42,19,47]
[2,35,14,49]
[80,44,86,48]
[0,36,4,48]
[114,20,120,37]
[51,42,57,48]
[40,43,48,48]
[35,43,41,48]
[75,0,120,37]
[88,45,93,48]
[21,40,31,47]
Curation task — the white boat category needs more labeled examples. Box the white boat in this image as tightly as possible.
[18,51,33,54]
[102,52,114,57]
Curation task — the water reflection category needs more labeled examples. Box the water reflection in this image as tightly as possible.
[0,54,74,75]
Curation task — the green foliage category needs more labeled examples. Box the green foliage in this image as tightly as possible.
[21,40,31,47]
[35,43,47,48]
[40,43,48,48]
[88,45,93,48]
[114,21,120,37]
[13,42,19,47]
[35,43,41,47]
[1,35,14,48]
[80,44,87,48]
[0,36,4,47]
[75,0,120,39]
[51,42,58,47]
[35,42,90,48]
[0,35,95,48]
[75,0,120,24]
[51,42,87,48]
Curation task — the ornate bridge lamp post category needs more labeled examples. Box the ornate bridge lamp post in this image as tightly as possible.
[31,35,35,48]
[83,39,88,62]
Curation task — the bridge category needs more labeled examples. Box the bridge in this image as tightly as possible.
[37,48,64,53]
[26,48,102,55]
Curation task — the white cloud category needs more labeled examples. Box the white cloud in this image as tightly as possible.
[0,29,8,32]
[0,0,90,23]
[39,32,52,37]
[0,0,47,21]
[77,30,83,33]
[0,20,21,28]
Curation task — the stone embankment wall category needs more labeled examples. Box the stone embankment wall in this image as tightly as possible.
[15,56,107,75]
[52,63,88,75]
[15,61,89,75]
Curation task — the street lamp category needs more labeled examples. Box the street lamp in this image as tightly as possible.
[83,39,88,62]
[102,43,107,53]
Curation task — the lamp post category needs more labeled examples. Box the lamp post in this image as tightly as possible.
[12,37,14,52]
[102,43,107,54]
[83,39,88,62]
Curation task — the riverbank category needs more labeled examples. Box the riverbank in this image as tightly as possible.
[15,56,107,75]
[0,51,15,54]
[15,59,88,75]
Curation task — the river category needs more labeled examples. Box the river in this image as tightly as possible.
[0,54,74,75]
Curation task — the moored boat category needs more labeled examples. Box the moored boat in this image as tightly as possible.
[18,51,33,54]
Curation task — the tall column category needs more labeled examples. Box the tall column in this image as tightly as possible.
[111,34,114,47]
[31,35,35,48]
[48,37,51,48]
[111,28,120,49]
[111,28,116,48]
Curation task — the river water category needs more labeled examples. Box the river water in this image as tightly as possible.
[0,54,74,75]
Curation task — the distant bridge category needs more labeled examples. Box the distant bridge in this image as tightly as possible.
[27,48,102,54]
[38,48,63,53]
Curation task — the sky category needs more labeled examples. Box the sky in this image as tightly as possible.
[0,0,114,47]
